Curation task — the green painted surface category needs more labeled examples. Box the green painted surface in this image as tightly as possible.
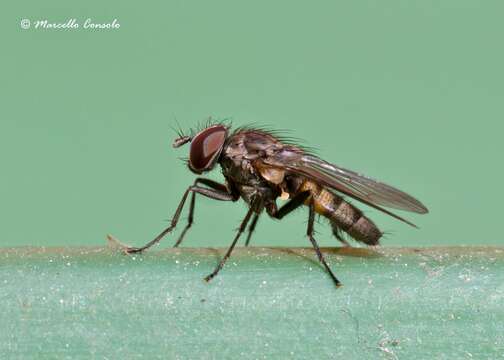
[2,1,504,248]
[1,246,503,359]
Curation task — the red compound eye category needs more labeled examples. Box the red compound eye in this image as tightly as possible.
[189,125,227,172]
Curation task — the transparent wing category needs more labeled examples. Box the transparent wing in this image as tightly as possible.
[298,155,428,213]
[261,150,428,226]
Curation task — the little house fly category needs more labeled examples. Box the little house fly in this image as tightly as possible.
[109,120,428,287]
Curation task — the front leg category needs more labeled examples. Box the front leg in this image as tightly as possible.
[174,178,237,248]
[123,183,236,254]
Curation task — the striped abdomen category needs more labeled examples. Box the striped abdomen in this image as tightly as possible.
[299,180,382,245]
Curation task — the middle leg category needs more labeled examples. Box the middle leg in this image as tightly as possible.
[245,191,310,247]
[244,213,260,247]
[205,205,256,282]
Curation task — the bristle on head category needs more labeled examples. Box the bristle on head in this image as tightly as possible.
[171,116,232,149]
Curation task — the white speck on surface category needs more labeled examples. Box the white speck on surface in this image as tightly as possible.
[1,246,503,359]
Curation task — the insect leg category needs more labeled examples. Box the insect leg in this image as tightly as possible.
[307,199,342,287]
[204,205,256,282]
[125,185,236,254]
[331,224,351,247]
[174,178,235,248]
[268,191,310,219]
[244,213,260,247]
[172,189,196,248]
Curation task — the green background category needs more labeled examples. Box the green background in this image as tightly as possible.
[1,0,503,249]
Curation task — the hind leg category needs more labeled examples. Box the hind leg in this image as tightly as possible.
[331,222,351,247]
[307,200,342,287]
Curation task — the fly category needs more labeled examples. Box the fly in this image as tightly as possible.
[110,121,428,287]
